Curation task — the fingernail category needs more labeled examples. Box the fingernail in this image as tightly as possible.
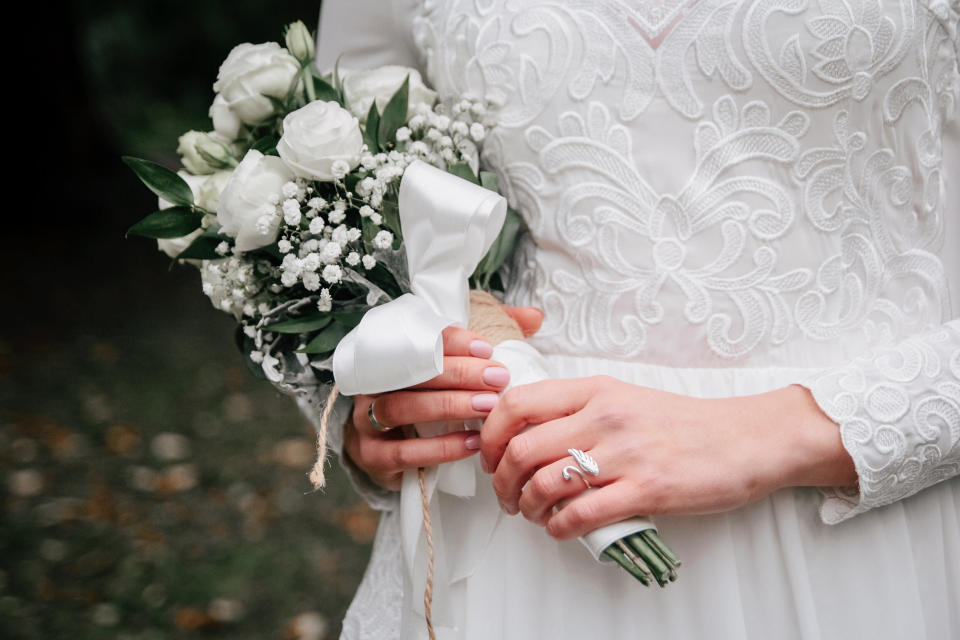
[498,498,515,515]
[481,457,490,473]
[469,340,494,358]
[464,434,481,450]
[471,393,499,412]
[482,367,510,387]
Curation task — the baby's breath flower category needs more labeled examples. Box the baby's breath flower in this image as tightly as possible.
[328,209,346,224]
[249,350,264,363]
[332,225,349,246]
[282,199,302,225]
[280,270,298,287]
[395,126,411,142]
[215,241,231,256]
[278,239,293,254]
[302,252,321,272]
[317,288,332,312]
[307,197,326,209]
[302,239,321,252]
[302,271,321,291]
[320,242,341,264]
[282,181,299,199]
[373,230,394,250]
[331,159,350,179]
[309,217,325,235]
[370,212,383,225]
[345,251,360,266]
[361,255,376,270]
[346,227,362,242]
[243,324,257,337]
[470,122,486,142]
[322,264,343,284]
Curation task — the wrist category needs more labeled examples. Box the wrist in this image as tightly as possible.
[772,385,858,490]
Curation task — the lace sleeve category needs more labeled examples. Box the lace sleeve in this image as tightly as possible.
[801,319,960,524]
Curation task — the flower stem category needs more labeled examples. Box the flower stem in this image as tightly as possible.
[626,533,670,587]
[640,529,681,568]
[603,545,651,586]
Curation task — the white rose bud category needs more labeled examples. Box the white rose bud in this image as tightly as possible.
[209,94,243,141]
[341,66,437,123]
[156,171,228,258]
[217,150,295,252]
[277,101,363,181]
[213,42,300,125]
[284,20,315,62]
[177,131,237,174]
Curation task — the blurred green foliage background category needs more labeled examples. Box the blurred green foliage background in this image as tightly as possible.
[2,2,379,638]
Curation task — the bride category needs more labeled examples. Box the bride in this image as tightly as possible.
[313,0,960,638]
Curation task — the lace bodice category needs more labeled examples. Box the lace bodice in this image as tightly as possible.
[314,2,960,638]
[413,0,959,368]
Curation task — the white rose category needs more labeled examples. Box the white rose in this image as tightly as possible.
[177,131,237,174]
[209,94,243,141]
[284,20,315,62]
[341,66,437,123]
[156,171,229,258]
[277,101,363,181]
[217,150,294,252]
[213,42,300,125]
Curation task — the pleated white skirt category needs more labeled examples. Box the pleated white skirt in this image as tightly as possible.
[397,355,960,640]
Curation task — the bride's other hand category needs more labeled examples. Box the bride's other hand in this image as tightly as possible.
[479,376,857,539]
[344,306,543,491]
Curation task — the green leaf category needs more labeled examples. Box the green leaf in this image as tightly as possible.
[122,156,194,207]
[364,100,381,154]
[333,55,346,109]
[332,310,365,329]
[175,231,232,259]
[379,195,402,238]
[251,135,279,155]
[263,315,333,334]
[479,171,499,193]
[127,207,203,239]
[377,76,409,150]
[299,321,349,354]
[311,74,339,103]
[473,206,523,286]
[447,161,479,185]
[264,94,288,114]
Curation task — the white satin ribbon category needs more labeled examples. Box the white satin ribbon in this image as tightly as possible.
[333,160,506,395]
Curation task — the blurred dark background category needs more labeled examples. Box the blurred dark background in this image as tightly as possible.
[2,2,378,638]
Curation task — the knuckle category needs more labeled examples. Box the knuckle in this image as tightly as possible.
[567,499,598,530]
[499,387,526,415]
[437,393,459,419]
[528,471,553,502]
[374,395,400,427]
[388,444,411,471]
[503,435,531,467]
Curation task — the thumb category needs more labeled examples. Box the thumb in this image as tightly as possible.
[502,305,544,338]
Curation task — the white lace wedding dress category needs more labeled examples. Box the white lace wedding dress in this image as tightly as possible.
[313,1,960,638]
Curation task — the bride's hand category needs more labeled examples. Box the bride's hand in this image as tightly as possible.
[479,376,857,539]
[345,306,543,491]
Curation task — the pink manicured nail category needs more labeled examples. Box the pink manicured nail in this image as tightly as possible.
[481,457,491,473]
[471,393,499,412]
[469,340,494,358]
[482,367,510,387]
[464,434,481,450]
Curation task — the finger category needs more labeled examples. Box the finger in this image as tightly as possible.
[366,430,482,473]
[442,326,494,358]
[480,378,599,472]
[412,356,510,391]
[503,306,544,337]
[518,453,610,525]
[492,413,597,514]
[357,390,500,434]
[545,482,640,540]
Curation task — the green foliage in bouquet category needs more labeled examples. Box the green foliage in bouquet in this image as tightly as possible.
[124,21,522,384]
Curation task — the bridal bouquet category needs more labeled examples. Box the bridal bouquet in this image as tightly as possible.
[123,20,680,602]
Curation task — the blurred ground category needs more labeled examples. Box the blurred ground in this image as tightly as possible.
[2,2,377,638]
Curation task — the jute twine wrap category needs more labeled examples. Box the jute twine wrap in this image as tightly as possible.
[310,290,523,640]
